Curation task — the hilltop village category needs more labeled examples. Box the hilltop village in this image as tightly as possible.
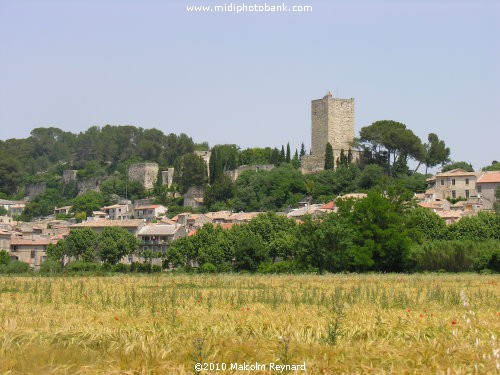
[0,92,498,271]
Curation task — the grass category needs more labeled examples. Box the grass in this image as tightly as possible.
[0,273,498,374]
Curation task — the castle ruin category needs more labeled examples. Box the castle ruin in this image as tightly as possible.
[128,163,159,190]
[301,92,356,173]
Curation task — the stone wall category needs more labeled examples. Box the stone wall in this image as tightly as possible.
[77,177,102,194]
[25,182,46,198]
[183,186,205,207]
[162,168,175,188]
[62,170,77,183]
[225,164,275,182]
[128,163,159,190]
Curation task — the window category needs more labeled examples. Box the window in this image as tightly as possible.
[452,179,456,185]
[465,190,469,198]
[478,185,482,193]
[30,250,35,259]
[465,178,469,185]
[440,180,444,186]
[452,190,456,198]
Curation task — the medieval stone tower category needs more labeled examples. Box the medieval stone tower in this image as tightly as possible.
[301,92,355,173]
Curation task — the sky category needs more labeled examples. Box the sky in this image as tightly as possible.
[0,0,498,170]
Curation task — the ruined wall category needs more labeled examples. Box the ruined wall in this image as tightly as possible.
[25,182,46,198]
[225,164,275,181]
[77,177,102,194]
[128,163,159,190]
[62,170,77,183]
[162,168,175,188]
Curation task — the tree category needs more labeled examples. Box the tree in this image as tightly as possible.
[286,143,291,163]
[358,120,425,176]
[209,144,239,183]
[174,153,207,193]
[442,161,474,172]
[97,227,139,264]
[406,207,448,242]
[279,146,286,163]
[324,142,334,170]
[300,143,306,157]
[71,191,105,216]
[482,161,500,171]
[0,250,9,266]
[46,241,66,264]
[203,175,235,210]
[421,133,450,174]
[339,149,348,166]
[292,150,300,169]
[494,187,500,216]
[233,228,268,272]
[64,228,98,262]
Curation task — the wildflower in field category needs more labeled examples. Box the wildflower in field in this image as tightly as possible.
[407,308,411,312]
[452,320,457,325]
[114,316,119,321]
[420,314,424,318]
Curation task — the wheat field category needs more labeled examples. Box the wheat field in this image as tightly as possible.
[0,274,498,374]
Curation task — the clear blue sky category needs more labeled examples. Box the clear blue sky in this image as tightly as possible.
[0,0,498,170]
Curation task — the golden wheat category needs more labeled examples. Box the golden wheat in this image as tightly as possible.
[0,274,498,374]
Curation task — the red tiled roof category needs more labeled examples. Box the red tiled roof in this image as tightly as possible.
[321,201,335,210]
[477,172,500,184]
[10,237,56,246]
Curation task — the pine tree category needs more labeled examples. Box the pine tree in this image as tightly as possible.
[286,143,291,163]
[324,142,334,170]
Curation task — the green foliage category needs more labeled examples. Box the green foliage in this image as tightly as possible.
[71,191,105,216]
[423,133,450,174]
[203,175,235,211]
[0,206,7,216]
[199,262,217,273]
[482,160,500,171]
[0,261,31,274]
[257,260,297,274]
[239,147,274,166]
[46,241,65,263]
[406,207,448,242]
[407,240,500,272]
[97,227,139,265]
[39,260,63,275]
[0,250,10,266]
[358,120,425,176]
[356,164,385,190]
[234,228,268,272]
[448,212,499,241]
[442,161,474,172]
[324,142,334,170]
[175,153,207,193]
[65,261,100,273]
[64,228,99,262]
[20,188,71,221]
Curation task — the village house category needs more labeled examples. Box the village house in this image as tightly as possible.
[172,213,211,231]
[137,224,186,255]
[101,203,132,220]
[476,171,500,211]
[54,206,72,216]
[9,237,57,270]
[426,168,478,200]
[133,204,168,221]
[8,203,25,216]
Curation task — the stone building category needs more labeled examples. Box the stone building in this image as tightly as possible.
[128,163,159,190]
[425,169,478,200]
[301,92,356,173]
[476,171,500,211]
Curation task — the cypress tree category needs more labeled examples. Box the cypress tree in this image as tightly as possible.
[300,143,306,157]
[324,142,334,170]
[279,145,285,163]
[339,149,348,166]
[286,143,291,163]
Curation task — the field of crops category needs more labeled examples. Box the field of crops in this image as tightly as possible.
[0,274,498,374]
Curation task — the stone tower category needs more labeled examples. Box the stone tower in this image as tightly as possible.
[301,92,355,173]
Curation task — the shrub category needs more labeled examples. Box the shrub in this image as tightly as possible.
[407,240,500,272]
[257,261,298,274]
[65,261,100,273]
[199,262,217,274]
[0,261,31,274]
[113,263,131,273]
[39,260,63,275]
